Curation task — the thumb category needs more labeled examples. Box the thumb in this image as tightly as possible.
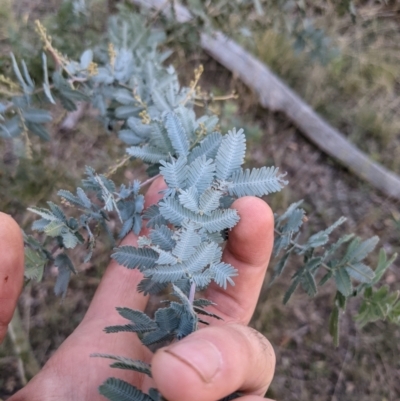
[0,212,24,343]
[151,324,275,401]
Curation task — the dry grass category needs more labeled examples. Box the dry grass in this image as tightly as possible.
[248,2,400,173]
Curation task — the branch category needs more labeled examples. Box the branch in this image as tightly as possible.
[130,0,400,201]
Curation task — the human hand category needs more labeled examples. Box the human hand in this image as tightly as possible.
[0,212,24,344]
[5,177,276,401]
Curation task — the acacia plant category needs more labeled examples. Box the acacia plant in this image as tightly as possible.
[1,8,399,401]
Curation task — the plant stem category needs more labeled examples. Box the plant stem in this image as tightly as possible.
[140,173,161,188]
[189,281,196,304]
[7,307,40,384]
[274,228,334,272]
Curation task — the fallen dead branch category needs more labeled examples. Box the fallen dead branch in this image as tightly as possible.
[131,0,400,201]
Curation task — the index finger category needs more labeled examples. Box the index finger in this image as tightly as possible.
[0,212,24,343]
[204,197,274,324]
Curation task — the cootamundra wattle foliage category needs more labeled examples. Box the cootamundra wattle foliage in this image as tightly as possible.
[0,8,398,401]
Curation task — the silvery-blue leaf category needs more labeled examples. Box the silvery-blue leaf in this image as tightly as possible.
[343,236,379,263]
[91,354,152,377]
[159,197,194,226]
[116,307,157,329]
[32,218,50,232]
[48,201,66,221]
[41,53,53,103]
[176,311,197,339]
[58,189,86,209]
[119,217,134,239]
[0,117,23,138]
[186,156,215,194]
[281,209,304,234]
[345,262,375,283]
[149,121,174,153]
[25,122,50,141]
[159,156,187,192]
[54,253,76,298]
[275,200,304,225]
[155,249,178,265]
[300,271,317,297]
[152,88,172,112]
[45,220,68,240]
[54,265,71,298]
[144,205,167,228]
[199,187,223,215]
[127,117,152,137]
[10,53,30,93]
[28,207,58,221]
[112,246,158,270]
[216,128,246,180]
[62,231,81,249]
[159,49,174,63]
[178,186,199,213]
[115,106,141,119]
[181,241,219,274]
[23,108,52,124]
[188,132,222,163]
[149,225,176,251]
[99,378,153,401]
[175,106,197,142]
[114,49,134,82]
[92,67,114,84]
[165,82,177,108]
[164,112,189,156]
[197,114,219,134]
[200,208,240,233]
[133,215,142,235]
[21,60,34,89]
[155,307,181,333]
[147,265,187,283]
[228,167,288,197]
[92,93,107,116]
[210,262,238,289]
[118,129,143,145]
[303,217,346,251]
[65,61,79,75]
[191,271,213,289]
[172,221,202,261]
[114,89,135,105]
[43,83,56,104]
[80,49,93,70]
[137,278,169,295]
[127,145,168,163]
[334,268,353,297]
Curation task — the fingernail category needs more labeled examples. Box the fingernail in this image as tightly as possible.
[164,339,222,383]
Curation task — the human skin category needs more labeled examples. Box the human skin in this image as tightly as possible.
[1,177,276,401]
[0,212,24,343]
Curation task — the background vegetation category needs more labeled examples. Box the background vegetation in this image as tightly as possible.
[1,0,399,400]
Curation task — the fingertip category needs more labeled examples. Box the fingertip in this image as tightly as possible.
[227,196,274,268]
[0,212,24,343]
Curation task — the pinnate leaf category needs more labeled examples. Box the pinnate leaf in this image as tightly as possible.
[228,167,287,197]
[99,378,153,401]
[216,128,246,180]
